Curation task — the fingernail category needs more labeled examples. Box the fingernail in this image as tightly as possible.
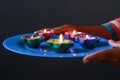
[83,59,90,63]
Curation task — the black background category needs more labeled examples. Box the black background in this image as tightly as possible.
[1,0,120,80]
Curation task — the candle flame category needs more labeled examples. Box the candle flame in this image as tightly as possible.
[72,30,76,35]
[44,29,47,33]
[86,35,90,39]
[59,34,63,44]
[31,35,34,38]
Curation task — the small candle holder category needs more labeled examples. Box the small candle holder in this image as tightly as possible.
[34,28,54,40]
[20,35,44,48]
[47,39,74,53]
[47,34,74,53]
[78,35,100,49]
[20,36,31,43]
[65,30,86,42]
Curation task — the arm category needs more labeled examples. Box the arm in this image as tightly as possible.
[53,18,120,40]
[53,24,112,40]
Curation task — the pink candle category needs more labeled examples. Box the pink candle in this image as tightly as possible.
[65,30,85,41]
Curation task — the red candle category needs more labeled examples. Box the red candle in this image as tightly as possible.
[34,29,54,40]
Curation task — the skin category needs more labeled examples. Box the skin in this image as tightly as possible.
[35,24,120,68]
[83,39,120,68]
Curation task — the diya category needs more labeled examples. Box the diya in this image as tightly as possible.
[34,28,54,40]
[78,35,100,49]
[47,34,74,53]
[65,30,85,42]
[20,35,44,48]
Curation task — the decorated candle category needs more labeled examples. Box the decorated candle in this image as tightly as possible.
[34,29,54,40]
[20,35,44,48]
[20,35,31,43]
[65,30,86,41]
[78,35,100,49]
[47,34,74,53]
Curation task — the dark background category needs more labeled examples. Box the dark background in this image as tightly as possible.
[1,0,120,80]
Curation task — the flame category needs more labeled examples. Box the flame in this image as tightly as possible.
[59,34,63,44]
[86,35,90,39]
[44,29,47,33]
[31,35,34,38]
[72,30,76,35]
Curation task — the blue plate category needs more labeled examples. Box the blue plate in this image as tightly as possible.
[3,33,112,58]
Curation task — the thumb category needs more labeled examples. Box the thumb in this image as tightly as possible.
[108,40,120,48]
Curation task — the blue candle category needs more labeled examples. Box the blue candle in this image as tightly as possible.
[78,35,100,49]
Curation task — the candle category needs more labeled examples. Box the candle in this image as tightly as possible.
[34,28,54,40]
[78,35,100,49]
[65,30,85,42]
[20,35,44,48]
[47,34,74,53]
[72,30,77,35]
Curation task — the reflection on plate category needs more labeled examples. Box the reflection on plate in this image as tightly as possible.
[3,33,112,58]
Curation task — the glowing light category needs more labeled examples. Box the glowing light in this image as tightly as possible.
[72,30,76,35]
[31,35,34,39]
[86,35,90,39]
[44,29,47,33]
[59,34,63,44]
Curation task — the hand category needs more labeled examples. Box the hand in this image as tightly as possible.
[34,24,75,35]
[53,24,76,34]
[34,28,52,35]
[83,39,120,68]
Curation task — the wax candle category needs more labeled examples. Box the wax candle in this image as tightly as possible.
[47,34,74,53]
[65,30,85,42]
[20,35,44,48]
[78,35,100,49]
[34,29,54,40]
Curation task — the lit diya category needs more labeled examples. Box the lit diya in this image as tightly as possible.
[78,35,100,49]
[65,30,86,42]
[34,29,54,40]
[47,34,74,53]
[20,35,44,48]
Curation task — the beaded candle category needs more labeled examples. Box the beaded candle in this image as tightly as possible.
[20,35,44,48]
[78,35,100,49]
[65,30,85,42]
[47,34,74,53]
[34,29,54,40]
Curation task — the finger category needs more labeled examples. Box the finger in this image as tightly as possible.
[53,28,66,34]
[83,48,120,63]
[53,25,67,34]
[109,39,120,48]
[53,24,76,34]
[34,28,53,34]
